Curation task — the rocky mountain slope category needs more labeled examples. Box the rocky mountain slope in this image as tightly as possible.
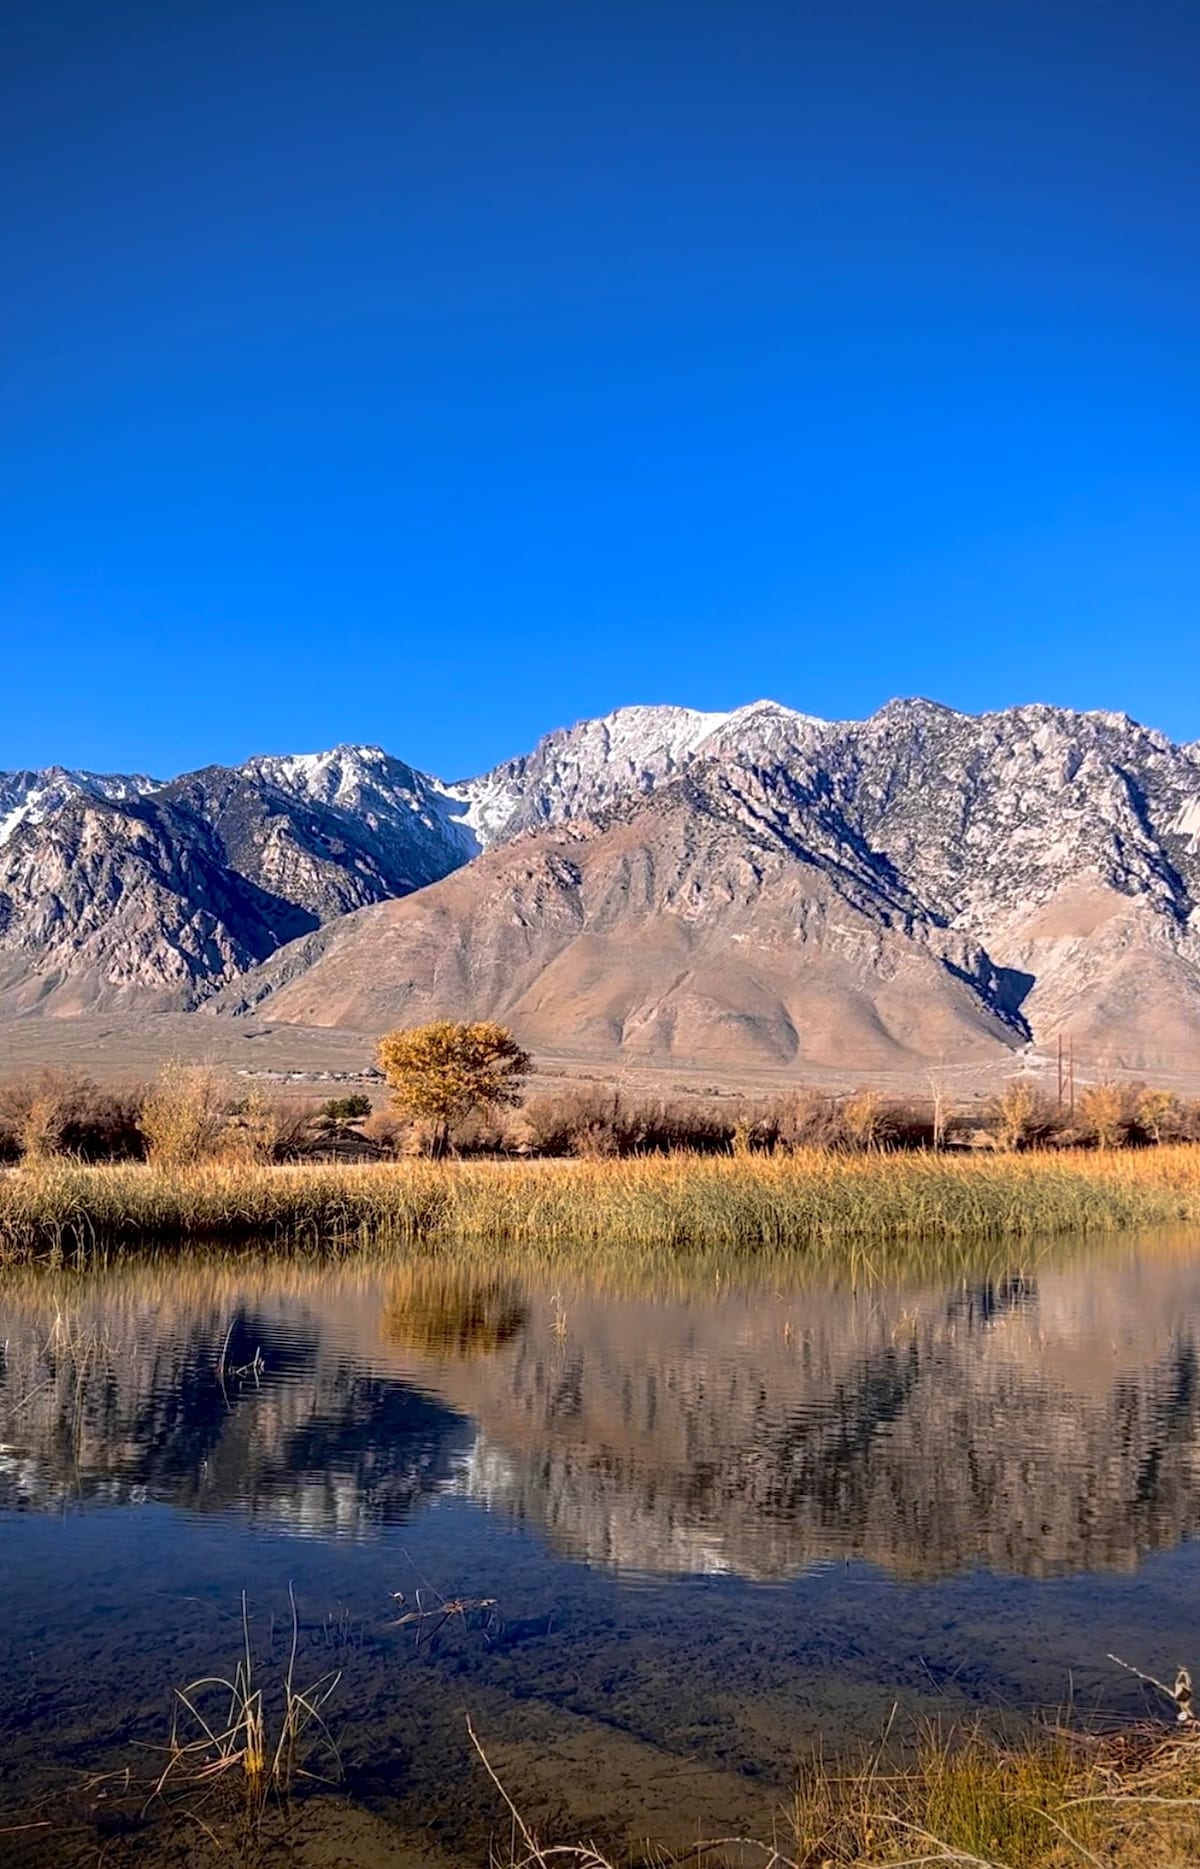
[220,772,1022,1069]
[0,747,475,1012]
[4,700,1200,1064]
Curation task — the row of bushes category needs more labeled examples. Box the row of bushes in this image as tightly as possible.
[441,1081,1200,1156]
[0,1067,316,1166]
[3,1068,1200,1165]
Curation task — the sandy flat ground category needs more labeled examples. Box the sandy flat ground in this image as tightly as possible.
[4,1009,1194,1098]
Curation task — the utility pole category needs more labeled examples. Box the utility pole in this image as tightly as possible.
[1057,1033,1064,1111]
[1068,1036,1076,1118]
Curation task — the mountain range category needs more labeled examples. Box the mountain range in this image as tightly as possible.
[3,698,1200,1070]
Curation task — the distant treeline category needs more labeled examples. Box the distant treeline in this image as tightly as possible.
[2,1067,1199,1165]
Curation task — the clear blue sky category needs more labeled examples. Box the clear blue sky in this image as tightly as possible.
[2,0,1198,780]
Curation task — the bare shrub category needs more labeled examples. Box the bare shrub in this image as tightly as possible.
[841,1088,885,1150]
[220,1087,280,1163]
[77,1087,145,1160]
[637,1096,735,1155]
[359,1109,408,1155]
[23,1092,67,1161]
[140,1065,227,1166]
[270,1100,321,1159]
[1135,1086,1183,1145]
[777,1091,940,1154]
[1078,1080,1136,1150]
[513,1089,738,1158]
[992,1080,1057,1152]
[570,1090,629,1156]
[730,1115,753,1158]
[447,1109,507,1155]
[520,1089,624,1157]
[515,1093,576,1157]
[774,1090,843,1150]
[879,1097,939,1150]
[0,1072,77,1161]
[0,1070,144,1163]
[398,1116,441,1158]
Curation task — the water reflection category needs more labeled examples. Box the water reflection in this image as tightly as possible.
[0,1295,473,1533]
[382,1265,529,1357]
[3,1244,1200,1577]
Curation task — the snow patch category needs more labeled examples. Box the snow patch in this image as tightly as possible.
[0,769,160,846]
[1172,797,1200,853]
[446,701,829,847]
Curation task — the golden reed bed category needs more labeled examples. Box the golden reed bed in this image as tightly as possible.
[2,1144,1200,1266]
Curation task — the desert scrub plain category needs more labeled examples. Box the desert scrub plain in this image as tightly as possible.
[4,1145,1200,1266]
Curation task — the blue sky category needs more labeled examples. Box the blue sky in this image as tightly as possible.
[2,0,1198,780]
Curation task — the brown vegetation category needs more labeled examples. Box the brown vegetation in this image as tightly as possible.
[0,1069,144,1164]
[3,1062,1200,1170]
[139,1064,228,1166]
[469,1709,1200,1869]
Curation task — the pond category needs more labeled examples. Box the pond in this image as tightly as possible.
[2,1234,1200,1863]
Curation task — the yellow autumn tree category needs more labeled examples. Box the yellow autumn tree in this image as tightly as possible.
[376,1021,531,1158]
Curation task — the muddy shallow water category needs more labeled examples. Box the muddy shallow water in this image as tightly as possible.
[3,1235,1200,1863]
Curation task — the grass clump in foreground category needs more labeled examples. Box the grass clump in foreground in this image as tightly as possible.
[3,1146,1200,1267]
[470,1710,1200,1869]
[152,1589,340,1838]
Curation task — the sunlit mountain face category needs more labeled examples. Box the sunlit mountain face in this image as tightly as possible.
[5,700,1200,1070]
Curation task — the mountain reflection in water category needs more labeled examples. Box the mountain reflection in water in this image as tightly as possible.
[3,1241,1200,1580]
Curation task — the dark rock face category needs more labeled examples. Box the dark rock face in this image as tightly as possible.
[3,702,1200,1062]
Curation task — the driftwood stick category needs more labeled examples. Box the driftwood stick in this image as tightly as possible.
[1107,1654,1195,1723]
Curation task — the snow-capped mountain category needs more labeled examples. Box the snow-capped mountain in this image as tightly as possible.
[446,703,752,844]
[0,766,160,847]
[4,701,1200,1066]
[0,744,476,1012]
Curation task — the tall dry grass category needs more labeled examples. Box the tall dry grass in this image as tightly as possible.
[3,1145,1200,1267]
[468,1709,1200,1869]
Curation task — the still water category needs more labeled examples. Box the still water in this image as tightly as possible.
[2,1236,1200,1863]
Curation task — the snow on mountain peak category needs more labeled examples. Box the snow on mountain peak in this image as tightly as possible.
[0,767,160,847]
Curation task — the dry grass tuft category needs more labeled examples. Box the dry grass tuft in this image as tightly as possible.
[153,1588,340,1824]
[468,1709,1200,1869]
